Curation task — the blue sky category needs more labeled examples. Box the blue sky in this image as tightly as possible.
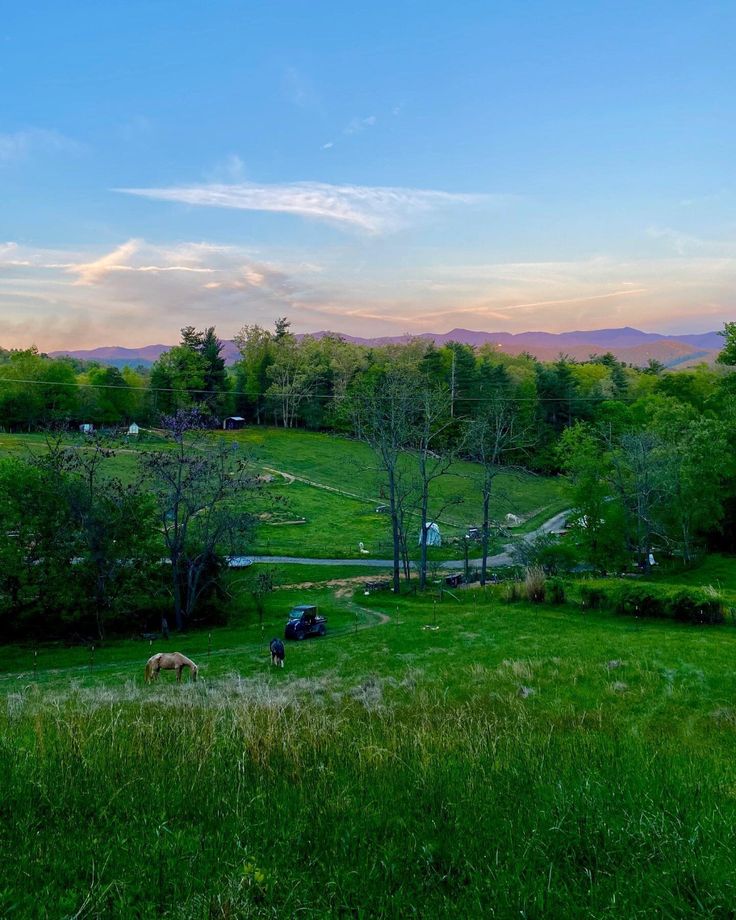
[1,0,734,348]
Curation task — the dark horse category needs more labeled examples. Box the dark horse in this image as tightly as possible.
[269,638,285,668]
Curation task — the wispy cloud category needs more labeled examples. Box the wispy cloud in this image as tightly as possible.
[117,180,493,233]
[2,239,733,350]
[0,128,83,163]
[344,115,377,135]
[65,240,217,285]
[647,225,736,257]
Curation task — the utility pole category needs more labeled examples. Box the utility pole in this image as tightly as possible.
[450,350,456,419]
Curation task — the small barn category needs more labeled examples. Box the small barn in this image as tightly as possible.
[223,416,246,431]
[419,522,442,547]
[127,422,140,436]
[79,423,94,434]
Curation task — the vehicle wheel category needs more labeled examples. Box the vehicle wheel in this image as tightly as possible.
[317,625,326,636]
[296,630,306,640]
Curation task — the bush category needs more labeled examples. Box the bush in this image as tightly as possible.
[670,587,725,625]
[580,584,608,610]
[547,577,566,605]
[525,567,546,604]
[612,585,665,619]
[608,583,726,625]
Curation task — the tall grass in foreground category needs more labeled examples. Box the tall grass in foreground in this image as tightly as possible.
[2,680,736,918]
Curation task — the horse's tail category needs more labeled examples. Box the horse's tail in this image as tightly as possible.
[144,659,153,684]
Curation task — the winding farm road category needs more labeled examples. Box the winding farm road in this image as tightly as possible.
[230,510,570,571]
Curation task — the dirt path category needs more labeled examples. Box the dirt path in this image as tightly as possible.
[0,591,393,684]
[233,509,571,571]
[260,466,468,528]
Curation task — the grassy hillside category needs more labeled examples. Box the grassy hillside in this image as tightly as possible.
[4,564,736,916]
[0,428,568,559]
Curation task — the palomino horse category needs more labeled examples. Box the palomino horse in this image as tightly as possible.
[144,652,199,684]
[269,638,285,668]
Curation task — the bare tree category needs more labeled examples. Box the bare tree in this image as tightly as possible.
[352,367,419,594]
[412,385,458,590]
[140,409,258,630]
[465,397,534,585]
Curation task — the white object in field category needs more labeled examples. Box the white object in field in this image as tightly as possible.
[505,513,521,525]
[359,541,370,555]
[127,422,140,436]
[648,553,657,566]
[420,522,442,547]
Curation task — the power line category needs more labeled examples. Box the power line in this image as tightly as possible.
[0,376,667,403]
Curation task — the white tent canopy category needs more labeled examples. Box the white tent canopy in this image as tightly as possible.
[419,522,442,547]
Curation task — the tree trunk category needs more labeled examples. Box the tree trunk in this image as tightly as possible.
[171,551,184,631]
[388,468,401,594]
[419,484,430,590]
[480,490,491,586]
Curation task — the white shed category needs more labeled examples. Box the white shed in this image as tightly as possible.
[128,422,140,436]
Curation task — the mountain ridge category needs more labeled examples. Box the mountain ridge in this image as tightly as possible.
[47,326,723,369]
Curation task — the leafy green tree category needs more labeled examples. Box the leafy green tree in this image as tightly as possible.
[647,401,729,563]
[149,343,206,415]
[717,322,736,366]
[77,365,138,426]
[59,437,160,638]
[199,326,231,417]
[0,350,78,430]
[233,324,274,423]
[0,458,75,636]
[266,335,319,428]
[149,327,230,420]
[557,424,629,572]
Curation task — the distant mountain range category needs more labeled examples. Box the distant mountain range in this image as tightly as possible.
[49,326,723,369]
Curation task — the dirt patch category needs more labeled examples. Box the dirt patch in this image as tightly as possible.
[263,467,296,485]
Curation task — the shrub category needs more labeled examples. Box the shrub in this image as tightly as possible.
[670,587,725,625]
[612,585,665,619]
[525,567,546,604]
[580,585,608,610]
[547,577,566,605]
[608,583,726,625]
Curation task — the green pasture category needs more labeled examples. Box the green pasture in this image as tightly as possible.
[0,427,568,559]
[4,559,736,915]
[224,426,569,529]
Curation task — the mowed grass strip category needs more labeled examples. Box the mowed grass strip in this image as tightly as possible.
[4,580,736,916]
